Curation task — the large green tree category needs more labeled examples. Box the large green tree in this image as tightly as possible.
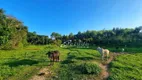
[0,8,28,49]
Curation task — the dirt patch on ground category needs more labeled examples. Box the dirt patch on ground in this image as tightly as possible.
[30,67,52,80]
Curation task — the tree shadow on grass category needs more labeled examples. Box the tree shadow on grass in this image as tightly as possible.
[62,56,95,64]
[4,59,39,67]
[76,57,94,60]
[61,59,75,64]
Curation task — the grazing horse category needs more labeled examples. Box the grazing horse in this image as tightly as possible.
[97,47,109,61]
[46,50,60,65]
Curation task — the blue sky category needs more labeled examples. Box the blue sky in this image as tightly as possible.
[0,0,142,36]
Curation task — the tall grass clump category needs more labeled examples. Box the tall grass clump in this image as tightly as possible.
[58,62,101,80]
[58,64,76,80]
[78,62,101,75]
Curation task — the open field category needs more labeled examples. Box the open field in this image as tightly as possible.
[0,45,142,80]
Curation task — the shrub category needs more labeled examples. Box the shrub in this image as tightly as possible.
[58,64,76,80]
[78,63,101,75]
[0,65,17,79]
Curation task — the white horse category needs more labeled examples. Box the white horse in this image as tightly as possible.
[97,47,110,60]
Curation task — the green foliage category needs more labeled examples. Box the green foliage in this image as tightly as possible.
[108,53,142,80]
[78,63,101,74]
[52,39,62,46]
[51,32,62,39]
[0,65,16,78]
[60,27,142,48]
[0,8,28,49]
[27,32,49,45]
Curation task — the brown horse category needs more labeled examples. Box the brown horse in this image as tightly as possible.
[46,50,60,65]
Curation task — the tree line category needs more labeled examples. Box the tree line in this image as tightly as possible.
[0,8,142,49]
[50,27,142,48]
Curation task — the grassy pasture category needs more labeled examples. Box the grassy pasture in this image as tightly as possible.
[0,45,50,80]
[0,45,142,80]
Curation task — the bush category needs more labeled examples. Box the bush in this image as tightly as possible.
[58,64,76,80]
[78,63,101,75]
[0,65,17,79]
[0,42,13,50]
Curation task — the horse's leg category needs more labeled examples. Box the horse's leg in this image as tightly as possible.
[53,56,55,65]
[100,53,102,60]
[54,56,57,62]
[57,56,59,62]
[49,59,51,66]
[107,53,109,60]
[49,58,52,66]
[102,55,104,61]
[106,55,108,60]
[58,56,60,62]
[55,57,57,62]
[50,56,54,65]
[107,53,109,61]
[56,57,58,62]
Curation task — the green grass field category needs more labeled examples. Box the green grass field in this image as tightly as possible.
[108,53,142,80]
[0,45,142,80]
[0,45,50,80]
